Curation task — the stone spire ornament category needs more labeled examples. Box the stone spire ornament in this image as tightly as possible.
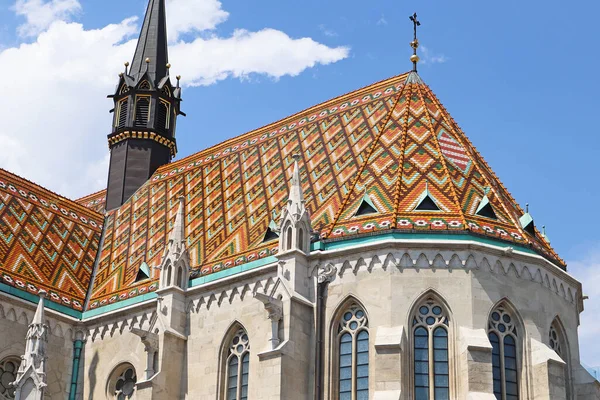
[278,154,312,254]
[11,292,48,400]
[158,197,190,290]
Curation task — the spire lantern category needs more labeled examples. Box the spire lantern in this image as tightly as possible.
[105,0,184,211]
[409,13,421,72]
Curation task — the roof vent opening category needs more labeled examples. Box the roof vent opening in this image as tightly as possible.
[475,195,497,220]
[355,192,378,216]
[414,181,441,212]
[519,203,536,236]
[135,262,151,282]
[262,220,280,243]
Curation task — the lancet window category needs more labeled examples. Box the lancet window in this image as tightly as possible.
[488,305,519,400]
[225,328,250,400]
[412,298,449,400]
[336,304,369,400]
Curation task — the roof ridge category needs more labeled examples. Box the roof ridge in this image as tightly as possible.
[75,188,107,202]
[323,83,407,237]
[0,167,104,220]
[158,73,410,173]
[415,82,468,229]
[420,85,564,265]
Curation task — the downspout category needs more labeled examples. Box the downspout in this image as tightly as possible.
[315,280,328,400]
[68,339,84,400]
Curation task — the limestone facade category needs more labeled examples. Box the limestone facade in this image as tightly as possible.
[2,235,599,399]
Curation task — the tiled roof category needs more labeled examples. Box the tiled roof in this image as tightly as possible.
[0,169,104,310]
[87,72,564,310]
[76,189,106,213]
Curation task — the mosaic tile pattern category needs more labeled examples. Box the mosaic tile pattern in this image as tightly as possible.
[87,73,563,309]
[76,189,107,214]
[0,169,103,310]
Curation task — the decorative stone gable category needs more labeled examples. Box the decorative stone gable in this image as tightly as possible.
[158,197,190,291]
[12,292,48,400]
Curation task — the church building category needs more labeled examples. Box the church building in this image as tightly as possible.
[0,1,598,399]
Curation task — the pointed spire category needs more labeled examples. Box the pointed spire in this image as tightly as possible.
[409,13,421,72]
[129,0,169,83]
[288,154,304,208]
[169,197,186,249]
[31,291,45,326]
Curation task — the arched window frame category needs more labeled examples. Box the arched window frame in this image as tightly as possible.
[219,324,250,400]
[330,300,369,400]
[410,295,451,400]
[134,95,151,127]
[0,356,21,399]
[488,302,522,400]
[115,98,129,129]
[549,317,572,399]
[285,226,292,251]
[106,363,137,400]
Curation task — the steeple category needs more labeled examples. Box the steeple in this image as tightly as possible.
[129,0,169,84]
[278,155,312,254]
[104,0,184,211]
[11,292,48,400]
[158,197,190,290]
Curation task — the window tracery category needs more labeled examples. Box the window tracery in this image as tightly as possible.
[108,364,137,400]
[225,328,250,400]
[0,357,20,399]
[336,304,369,400]
[549,325,562,357]
[412,298,449,400]
[488,305,519,400]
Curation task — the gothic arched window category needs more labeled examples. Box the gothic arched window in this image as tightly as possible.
[412,298,449,400]
[107,363,137,400]
[549,319,571,399]
[157,100,170,133]
[0,357,21,399]
[285,226,292,251]
[336,304,369,400]
[134,96,150,127]
[224,328,250,400]
[488,304,519,400]
[116,98,128,129]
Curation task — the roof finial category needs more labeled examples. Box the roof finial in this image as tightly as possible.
[526,203,529,213]
[409,13,421,72]
[124,61,129,75]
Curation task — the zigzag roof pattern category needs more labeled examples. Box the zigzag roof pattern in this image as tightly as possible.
[0,169,104,310]
[86,72,563,310]
[76,189,107,213]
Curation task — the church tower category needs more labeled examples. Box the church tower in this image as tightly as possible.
[105,0,183,211]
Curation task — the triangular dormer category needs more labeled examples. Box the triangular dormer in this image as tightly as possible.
[414,183,441,211]
[355,192,378,216]
[519,204,536,236]
[135,261,151,282]
[475,191,497,220]
[263,220,280,242]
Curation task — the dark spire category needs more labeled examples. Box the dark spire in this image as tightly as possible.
[129,0,169,83]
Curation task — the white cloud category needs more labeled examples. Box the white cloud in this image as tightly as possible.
[568,247,600,366]
[14,0,81,37]
[376,15,387,26]
[166,0,228,41]
[0,0,349,199]
[420,45,448,65]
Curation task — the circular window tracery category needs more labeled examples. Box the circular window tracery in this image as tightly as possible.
[549,325,562,356]
[0,357,20,399]
[108,364,137,400]
[488,306,517,337]
[339,304,368,333]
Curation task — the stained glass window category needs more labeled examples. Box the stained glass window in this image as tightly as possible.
[225,328,250,400]
[337,304,369,400]
[488,305,519,400]
[109,364,137,400]
[412,298,449,400]
[0,357,20,399]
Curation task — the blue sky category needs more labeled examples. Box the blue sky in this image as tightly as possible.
[0,0,599,365]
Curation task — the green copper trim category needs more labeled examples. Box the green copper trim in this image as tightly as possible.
[68,339,84,400]
[314,231,537,255]
[190,256,278,288]
[82,292,157,319]
[0,282,82,319]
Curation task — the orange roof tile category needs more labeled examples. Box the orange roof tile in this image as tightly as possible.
[87,72,563,310]
[0,168,104,310]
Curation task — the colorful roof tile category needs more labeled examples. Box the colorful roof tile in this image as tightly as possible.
[0,169,104,310]
[86,72,564,310]
[76,189,107,213]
